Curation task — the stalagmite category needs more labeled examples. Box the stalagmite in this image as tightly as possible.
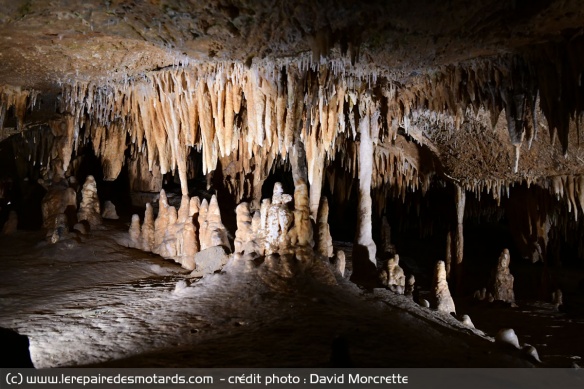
[291,179,313,248]
[128,214,141,248]
[495,328,520,349]
[234,202,253,254]
[141,203,155,252]
[153,190,170,253]
[316,196,333,258]
[159,206,178,259]
[77,176,102,228]
[405,275,416,298]
[333,250,346,277]
[102,201,119,220]
[379,254,406,294]
[189,197,200,219]
[459,314,475,328]
[264,183,294,255]
[199,195,230,251]
[181,218,198,270]
[49,214,69,244]
[489,248,515,304]
[177,195,190,224]
[522,344,542,363]
[431,260,456,314]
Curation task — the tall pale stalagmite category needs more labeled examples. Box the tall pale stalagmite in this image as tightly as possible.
[129,214,141,248]
[141,203,155,252]
[431,260,456,314]
[199,195,230,251]
[316,196,333,258]
[234,202,253,254]
[77,175,102,228]
[181,218,198,270]
[291,179,313,247]
[153,190,170,253]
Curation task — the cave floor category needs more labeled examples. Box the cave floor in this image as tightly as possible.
[0,223,577,368]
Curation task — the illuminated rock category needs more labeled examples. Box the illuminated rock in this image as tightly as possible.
[77,176,102,228]
[490,249,515,304]
[379,254,406,294]
[101,201,119,220]
[316,196,333,258]
[431,260,456,314]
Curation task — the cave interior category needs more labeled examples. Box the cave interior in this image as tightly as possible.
[1,0,584,368]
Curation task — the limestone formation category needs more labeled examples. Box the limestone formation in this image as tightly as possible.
[199,195,230,251]
[333,250,346,277]
[128,214,141,248]
[473,288,487,301]
[73,222,88,235]
[351,96,378,284]
[291,179,313,248]
[102,201,119,220]
[41,181,77,232]
[130,188,230,269]
[177,195,190,223]
[49,213,69,243]
[141,203,155,252]
[262,183,294,255]
[379,254,406,294]
[190,246,230,278]
[316,196,333,258]
[495,328,521,349]
[489,249,515,304]
[521,344,542,363]
[459,314,475,329]
[181,218,198,270]
[405,275,416,298]
[77,176,102,228]
[234,202,253,254]
[1,211,17,235]
[431,260,456,314]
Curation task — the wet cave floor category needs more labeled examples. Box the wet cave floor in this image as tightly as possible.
[0,222,582,368]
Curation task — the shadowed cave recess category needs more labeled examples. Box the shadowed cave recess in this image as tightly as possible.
[1,0,584,368]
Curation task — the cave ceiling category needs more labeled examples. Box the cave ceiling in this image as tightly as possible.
[2,0,584,198]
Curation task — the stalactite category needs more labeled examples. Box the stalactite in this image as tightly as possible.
[454,184,465,268]
[353,93,377,269]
